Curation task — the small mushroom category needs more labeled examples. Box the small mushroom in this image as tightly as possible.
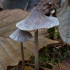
[16,9,59,70]
[9,29,32,70]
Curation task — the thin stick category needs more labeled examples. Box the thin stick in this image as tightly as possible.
[24,0,30,11]
[21,42,25,70]
[35,29,39,70]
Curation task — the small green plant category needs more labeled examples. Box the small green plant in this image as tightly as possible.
[47,27,59,40]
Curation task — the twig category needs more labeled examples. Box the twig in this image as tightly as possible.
[24,0,30,10]
[25,62,55,67]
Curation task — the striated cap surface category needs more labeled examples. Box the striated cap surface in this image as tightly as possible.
[16,9,59,31]
[9,29,32,42]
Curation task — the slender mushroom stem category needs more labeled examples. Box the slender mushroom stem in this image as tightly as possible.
[35,29,39,70]
[21,42,25,70]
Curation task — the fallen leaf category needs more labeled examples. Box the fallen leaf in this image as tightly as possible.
[0,9,30,37]
[58,0,70,45]
[24,66,34,70]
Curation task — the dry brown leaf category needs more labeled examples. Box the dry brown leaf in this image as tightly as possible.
[24,66,34,70]
[0,36,58,70]
[0,9,30,37]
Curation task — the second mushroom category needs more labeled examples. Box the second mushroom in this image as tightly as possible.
[9,29,32,70]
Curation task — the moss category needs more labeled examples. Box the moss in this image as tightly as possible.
[30,43,68,69]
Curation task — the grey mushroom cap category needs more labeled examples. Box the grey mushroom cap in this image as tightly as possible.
[9,29,32,42]
[16,9,59,31]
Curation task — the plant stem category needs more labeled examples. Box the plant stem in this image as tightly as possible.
[21,42,25,70]
[35,29,39,70]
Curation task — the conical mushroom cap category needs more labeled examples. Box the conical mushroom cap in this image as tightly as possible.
[16,9,59,31]
[9,29,32,42]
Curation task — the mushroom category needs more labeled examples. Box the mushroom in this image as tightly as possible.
[16,9,59,70]
[9,29,32,70]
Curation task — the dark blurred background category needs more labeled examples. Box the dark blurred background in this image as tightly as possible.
[0,0,38,10]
